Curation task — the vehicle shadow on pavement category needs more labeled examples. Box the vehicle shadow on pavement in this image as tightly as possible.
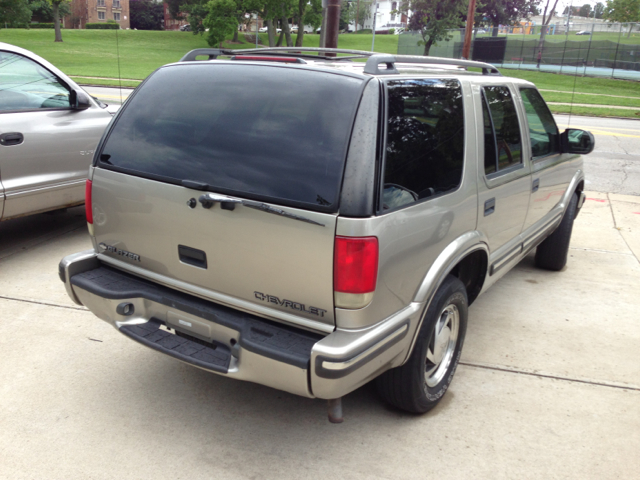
[0,206,86,260]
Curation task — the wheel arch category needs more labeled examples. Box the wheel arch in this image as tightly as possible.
[403,231,489,363]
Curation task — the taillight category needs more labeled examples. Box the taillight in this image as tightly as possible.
[85,179,93,224]
[334,236,378,309]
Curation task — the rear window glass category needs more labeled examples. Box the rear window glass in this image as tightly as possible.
[98,64,364,211]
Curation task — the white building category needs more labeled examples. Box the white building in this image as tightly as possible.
[358,0,408,31]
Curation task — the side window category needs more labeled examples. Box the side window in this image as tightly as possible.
[383,78,465,210]
[520,88,560,158]
[482,86,523,175]
[0,51,71,111]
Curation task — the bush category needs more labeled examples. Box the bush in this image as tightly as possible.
[388,28,395,35]
[30,23,56,29]
[86,22,120,29]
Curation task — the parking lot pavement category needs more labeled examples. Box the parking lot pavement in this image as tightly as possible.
[1,193,639,479]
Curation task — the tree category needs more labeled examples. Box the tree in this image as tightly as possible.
[402,0,466,55]
[351,0,372,30]
[49,0,66,41]
[0,0,32,27]
[579,3,591,17]
[604,0,640,36]
[539,0,560,25]
[166,0,198,20]
[536,0,560,68]
[338,0,350,31]
[479,0,541,36]
[294,0,321,46]
[594,2,605,18]
[184,1,208,35]
[130,0,164,29]
[203,0,238,45]
[28,0,69,23]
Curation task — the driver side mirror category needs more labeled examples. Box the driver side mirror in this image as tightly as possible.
[561,128,595,155]
[69,89,92,110]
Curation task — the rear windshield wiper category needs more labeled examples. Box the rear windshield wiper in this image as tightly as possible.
[198,193,325,227]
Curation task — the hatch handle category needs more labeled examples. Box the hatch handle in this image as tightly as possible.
[199,193,242,210]
[198,193,325,227]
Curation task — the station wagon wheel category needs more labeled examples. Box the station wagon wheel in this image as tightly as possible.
[535,192,578,271]
[425,303,459,387]
[376,275,468,414]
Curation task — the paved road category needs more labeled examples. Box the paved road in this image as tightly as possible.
[85,85,133,105]
[557,115,640,196]
[1,193,638,479]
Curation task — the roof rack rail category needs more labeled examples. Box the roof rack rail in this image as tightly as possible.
[179,48,501,75]
[179,47,374,62]
[364,54,501,76]
[180,48,225,62]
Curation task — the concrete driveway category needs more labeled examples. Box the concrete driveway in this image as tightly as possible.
[1,192,639,479]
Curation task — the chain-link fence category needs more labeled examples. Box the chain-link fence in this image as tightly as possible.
[397,22,640,80]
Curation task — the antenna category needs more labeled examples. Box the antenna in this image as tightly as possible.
[115,26,123,105]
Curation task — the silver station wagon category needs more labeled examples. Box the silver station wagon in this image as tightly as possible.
[0,43,112,221]
[59,48,594,421]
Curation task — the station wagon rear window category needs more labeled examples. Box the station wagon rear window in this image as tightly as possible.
[97,64,364,212]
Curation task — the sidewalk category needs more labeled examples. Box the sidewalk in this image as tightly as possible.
[0,193,638,479]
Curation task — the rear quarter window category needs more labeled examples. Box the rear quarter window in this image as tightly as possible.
[98,64,365,212]
[382,78,465,211]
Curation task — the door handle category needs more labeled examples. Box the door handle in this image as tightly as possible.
[0,132,24,146]
[484,198,496,216]
[532,178,540,193]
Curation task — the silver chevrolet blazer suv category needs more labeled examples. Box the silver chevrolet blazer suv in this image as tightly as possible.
[59,48,594,420]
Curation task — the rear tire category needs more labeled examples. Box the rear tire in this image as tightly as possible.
[535,193,578,271]
[376,275,468,414]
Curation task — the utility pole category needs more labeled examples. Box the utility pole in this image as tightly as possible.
[462,0,477,59]
[324,0,341,51]
[355,0,360,33]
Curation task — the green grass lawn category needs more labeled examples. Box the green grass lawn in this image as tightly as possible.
[1,29,397,80]
[497,68,640,116]
[2,28,637,117]
[1,29,212,79]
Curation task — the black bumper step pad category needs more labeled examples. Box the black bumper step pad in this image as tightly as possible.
[120,319,231,373]
[71,265,324,370]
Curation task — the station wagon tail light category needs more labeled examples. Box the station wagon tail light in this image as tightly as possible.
[334,236,378,309]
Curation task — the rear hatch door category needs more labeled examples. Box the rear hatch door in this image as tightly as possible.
[90,62,367,331]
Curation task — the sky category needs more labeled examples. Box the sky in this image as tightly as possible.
[552,0,603,14]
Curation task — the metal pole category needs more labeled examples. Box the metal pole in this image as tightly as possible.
[518,28,525,69]
[371,3,378,51]
[560,0,572,74]
[462,0,477,59]
[256,15,259,48]
[583,19,595,76]
[612,22,623,78]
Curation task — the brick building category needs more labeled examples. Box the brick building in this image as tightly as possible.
[163,2,188,31]
[64,0,130,29]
